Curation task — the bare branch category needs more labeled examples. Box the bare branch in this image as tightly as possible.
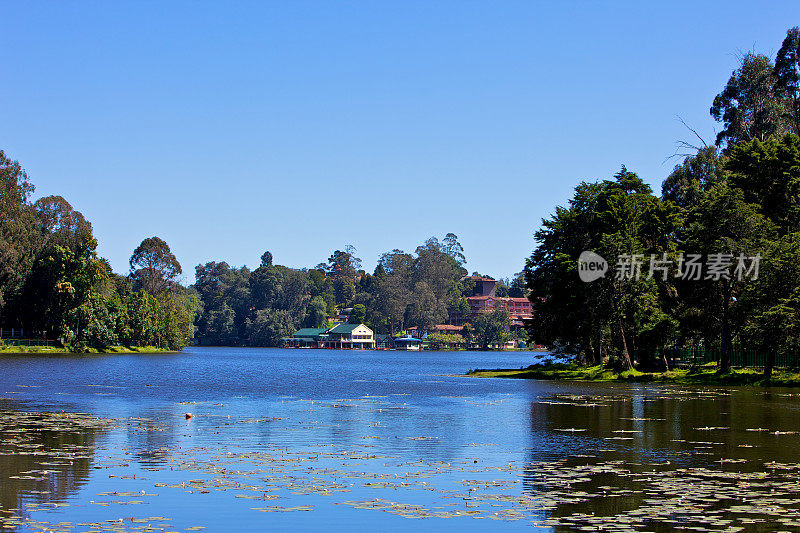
[676,115,709,148]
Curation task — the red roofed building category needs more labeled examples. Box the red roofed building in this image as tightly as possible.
[409,324,464,335]
[449,275,534,328]
[469,276,498,297]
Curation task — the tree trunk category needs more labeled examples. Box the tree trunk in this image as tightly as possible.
[719,281,732,374]
[584,336,594,365]
[619,321,633,371]
[764,352,774,381]
[598,331,604,365]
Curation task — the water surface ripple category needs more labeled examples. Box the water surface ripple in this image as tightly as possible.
[1,347,799,531]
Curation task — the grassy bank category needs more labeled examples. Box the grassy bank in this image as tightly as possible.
[466,363,800,387]
[0,345,178,355]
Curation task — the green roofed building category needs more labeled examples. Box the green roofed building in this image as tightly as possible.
[283,323,375,349]
[282,328,328,348]
[323,323,375,349]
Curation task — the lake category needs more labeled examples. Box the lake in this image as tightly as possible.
[1,347,799,532]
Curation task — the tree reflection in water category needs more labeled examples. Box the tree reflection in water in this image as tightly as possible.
[0,400,105,530]
[520,387,800,531]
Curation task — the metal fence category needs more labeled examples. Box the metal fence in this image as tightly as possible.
[648,347,799,370]
[1,339,59,348]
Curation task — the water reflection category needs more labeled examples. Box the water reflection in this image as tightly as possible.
[521,386,800,530]
[0,400,105,530]
[1,350,800,531]
[124,406,182,466]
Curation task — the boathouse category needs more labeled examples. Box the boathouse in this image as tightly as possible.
[394,336,423,351]
[322,323,375,349]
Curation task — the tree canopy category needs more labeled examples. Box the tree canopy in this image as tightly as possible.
[525,26,800,377]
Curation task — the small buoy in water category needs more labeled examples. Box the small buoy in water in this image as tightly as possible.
[185,413,192,419]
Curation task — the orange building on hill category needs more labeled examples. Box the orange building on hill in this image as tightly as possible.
[449,276,534,328]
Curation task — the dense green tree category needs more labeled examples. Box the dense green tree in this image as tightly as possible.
[662,146,723,210]
[69,293,119,349]
[127,291,157,346]
[250,261,279,310]
[724,134,800,234]
[738,236,800,378]
[193,261,252,344]
[508,272,526,298]
[526,169,680,369]
[334,276,356,306]
[406,282,448,331]
[203,303,236,345]
[0,151,195,351]
[711,52,788,150]
[246,309,295,346]
[154,289,198,350]
[349,303,366,324]
[305,296,327,328]
[775,27,800,135]
[130,237,182,295]
[272,266,310,322]
[19,196,103,338]
[0,152,38,319]
[442,233,467,266]
[375,249,414,333]
[326,246,361,279]
[426,332,464,349]
[413,237,468,302]
[495,280,510,297]
[472,307,510,349]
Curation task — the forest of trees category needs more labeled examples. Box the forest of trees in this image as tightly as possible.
[13,29,798,358]
[1,151,523,351]
[191,236,525,347]
[0,158,196,350]
[524,27,800,377]
[0,143,524,351]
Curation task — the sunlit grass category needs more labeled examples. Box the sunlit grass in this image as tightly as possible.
[466,362,800,386]
[0,344,176,355]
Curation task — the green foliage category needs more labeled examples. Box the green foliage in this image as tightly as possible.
[406,281,448,331]
[129,236,182,294]
[0,151,195,352]
[775,27,800,135]
[725,134,800,234]
[246,309,295,346]
[738,235,800,377]
[523,27,800,376]
[471,307,510,349]
[349,304,366,324]
[306,296,328,328]
[662,146,722,210]
[525,168,680,368]
[188,233,474,344]
[69,293,118,349]
[425,332,464,349]
[710,52,787,149]
[0,151,38,312]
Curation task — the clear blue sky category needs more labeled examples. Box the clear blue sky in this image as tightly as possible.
[2,2,798,283]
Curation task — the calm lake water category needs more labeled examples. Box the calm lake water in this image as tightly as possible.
[1,347,799,532]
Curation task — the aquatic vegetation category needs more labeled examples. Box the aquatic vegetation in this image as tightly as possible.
[3,351,800,532]
[467,364,800,387]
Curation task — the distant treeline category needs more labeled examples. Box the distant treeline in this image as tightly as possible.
[0,154,526,350]
[524,27,800,378]
[0,163,196,350]
[192,239,526,347]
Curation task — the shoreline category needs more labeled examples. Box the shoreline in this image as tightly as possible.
[465,364,800,387]
[0,345,179,356]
